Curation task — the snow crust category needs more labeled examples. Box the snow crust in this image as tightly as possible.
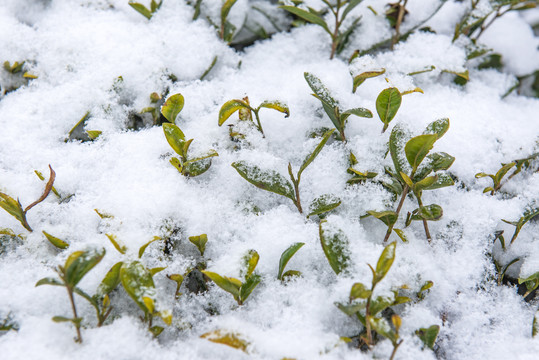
[0,1,538,359]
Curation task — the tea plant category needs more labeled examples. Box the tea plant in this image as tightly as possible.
[335,242,411,356]
[232,129,340,215]
[475,152,538,195]
[202,249,261,305]
[140,92,166,125]
[128,0,162,20]
[519,271,539,300]
[163,123,218,177]
[305,73,372,141]
[501,206,539,245]
[66,112,101,142]
[277,242,304,281]
[0,165,56,232]
[36,247,106,343]
[218,96,290,138]
[378,118,454,242]
[347,151,378,185]
[207,0,239,44]
[280,0,363,59]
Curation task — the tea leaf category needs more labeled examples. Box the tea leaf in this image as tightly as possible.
[106,234,127,254]
[149,326,164,337]
[150,267,166,276]
[374,242,396,284]
[139,236,163,258]
[0,193,25,227]
[340,108,373,123]
[258,101,290,117]
[424,118,449,139]
[376,88,402,132]
[42,231,69,249]
[128,2,152,20]
[366,210,398,227]
[188,234,208,256]
[414,175,438,193]
[418,280,433,298]
[405,134,438,172]
[280,6,331,35]
[304,73,340,129]
[369,294,395,315]
[36,277,64,287]
[350,282,371,300]
[120,261,156,314]
[221,0,238,23]
[319,220,350,275]
[389,124,410,182]
[241,249,259,280]
[416,325,440,349]
[201,271,241,299]
[278,242,304,280]
[352,69,386,93]
[307,194,341,218]
[418,204,443,221]
[52,316,82,324]
[518,272,539,292]
[232,161,295,201]
[368,316,398,345]
[336,301,366,316]
[185,150,219,164]
[298,128,335,178]
[64,248,105,287]
[424,172,454,190]
[201,329,250,353]
[161,93,184,124]
[239,273,261,303]
[393,228,408,243]
[163,123,186,157]
[533,311,538,337]
[95,262,124,300]
[218,99,251,126]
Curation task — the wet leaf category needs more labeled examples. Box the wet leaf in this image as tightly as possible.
[232,161,295,201]
[336,301,366,316]
[307,194,341,218]
[340,108,373,123]
[424,118,449,139]
[161,93,184,124]
[278,242,304,280]
[239,273,261,303]
[36,277,63,287]
[389,123,410,183]
[280,7,331,35]
[42,231,69,249]
[128,2,152,19]
[241,250,259,280]
[418,204,443,221]
[369,294,395,315]
[319,220,350,275]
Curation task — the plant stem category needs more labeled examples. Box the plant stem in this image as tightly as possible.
[416,197,432,242]
[293,180,303,214]
[253,110,265,138]
[383,185,409,243]
[474,6,510,41]
[391,0,408,50]
[329,1,341,59]
[389,340,403,360]
[66,286,82,343]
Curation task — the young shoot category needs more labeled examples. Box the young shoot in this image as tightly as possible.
[202,249,261,305]
[36,247,106,343]
[232,129,340,216]
[218,96,290,138]
[305,73,373,141]
[501,206,539,245]
[0,165,56,232]
[280,1,363,59]
[128,0,162,20]
[334,242,411,354]
[277,242,304,281]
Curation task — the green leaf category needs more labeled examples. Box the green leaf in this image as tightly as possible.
[201,271,241,299]
[366,210,398,228]
[163,123,186,157]
[369,294,395,315]
[201,329,250,353]
[404,134,438,172]
[389,124,410,183]
[352,69,386,93]
[495,162,516,185]
[319,220,350,275]
[369,316,398,345]
[340,108,373,124]
[188,234,208,256]
[298,128,335,178]
[150,267,166,276]
[218,99,251,126]
[281,270,302,279]
[341,0,363,21]
[36,277,64,287]
[139,236,162,258]
[413,175,438,193]
[161,93,184,124]
[416,325,440,349]
[42,231,69,249]
[232,161,295,201]
[241,250,259,280]
[185,150,219,164]
[0,193,25,227]
[374,242,396,284]
[307,194,341,218]
[393,228,408,243]
[277,242,304,280]
[417,204,443,221]
[258,101,290,117]
[423,118,449,139]
[183,158,213,177]
[106,234,127,254]
[64,248,106,287]
[86,130,102,140]
[350,282,372,300]
[424,172,454,190]
[221,0,238,23]
[120,261,157,314]
[280,6,331,35]
[95,262,124,300]
[149,326,164,337]
[518,272,539,292]
[376,88,402,132]
[533,311,538,338]
[414,152,455,181]
[304,73,340,130]
[239,273,261,303]
[418,280,433,298]
[128,2,152,20]
[336,301,366,316]
[52,316,82,325]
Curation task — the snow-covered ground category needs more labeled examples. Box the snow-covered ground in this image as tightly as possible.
[0,0,538,359]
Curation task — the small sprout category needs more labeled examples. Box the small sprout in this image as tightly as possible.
[202,250,261,305]
[494,257,520,286]
[200,329,250,353]
[128,0,162,20]
[277,242,304,280]
[280,1,363,59]
[502,206,539,245]
[416,325,440,350]
[188,234,208,256]
[232,129,338,215]
[417,280,433,300]
[163,122,218,177]
[212,0,240,43]
[305,73,372,141]
[167,274,184,299]
[36,247,106,342]
[0,165,56,232]
[352,68,386,93]
[43,231,69,249]
[66,112,101,142]
[319,220,351,275]
[218,96,289,138]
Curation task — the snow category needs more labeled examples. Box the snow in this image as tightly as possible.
[0,0,538,359]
